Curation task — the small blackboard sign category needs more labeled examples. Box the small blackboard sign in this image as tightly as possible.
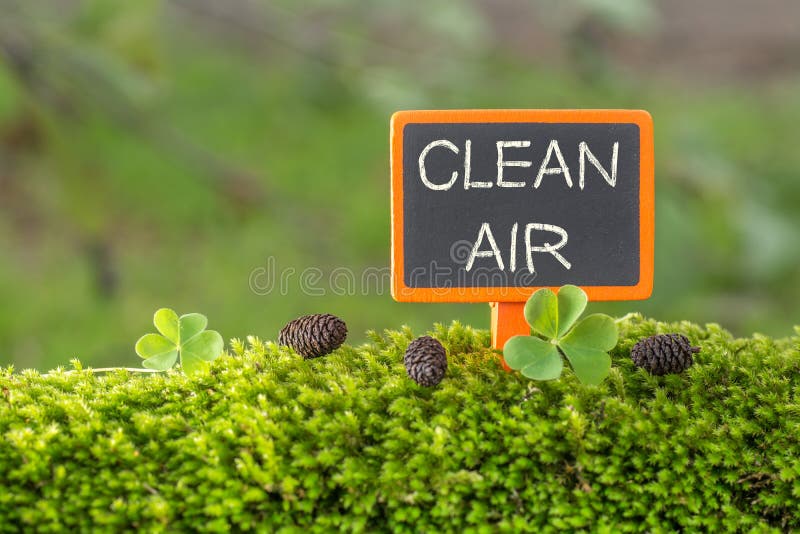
[391,110,653,303]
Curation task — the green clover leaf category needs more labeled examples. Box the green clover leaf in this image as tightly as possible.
[504,336,563,380]
[523,284,588,339]
[505,285,618,385]
[559,314,617,385]
[555,284,588,338]
[135,308,223,375]
[523,287,559,338]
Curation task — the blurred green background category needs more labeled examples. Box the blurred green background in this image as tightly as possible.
[1,0,798,369]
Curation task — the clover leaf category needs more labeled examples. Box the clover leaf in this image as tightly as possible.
[135,308,224,375]
[504,285,618,385]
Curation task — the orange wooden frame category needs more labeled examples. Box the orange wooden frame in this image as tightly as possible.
[390,109,654,303]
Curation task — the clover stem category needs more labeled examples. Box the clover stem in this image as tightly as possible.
[615,312,641,323]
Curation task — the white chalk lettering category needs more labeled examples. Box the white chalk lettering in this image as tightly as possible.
[525,223,571,272]
[509,222,518,272]
[464,139,492,189]
[496,140,530,188]
[419,139,459,191]
[462,222,571,273]
[418,138,621,190]
[534,140,573,188]
[466,223,504,272]
[579,141,618,189]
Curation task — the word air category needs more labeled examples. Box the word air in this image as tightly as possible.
[466,222,571,274]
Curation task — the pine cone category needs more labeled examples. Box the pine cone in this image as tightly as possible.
[631,333,699,375]
[278,314,347,359]
[404,336,447,387]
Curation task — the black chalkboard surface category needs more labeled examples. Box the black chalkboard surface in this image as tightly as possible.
[390,110,654,303]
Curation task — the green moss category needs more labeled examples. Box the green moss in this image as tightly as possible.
[1,315,799,532]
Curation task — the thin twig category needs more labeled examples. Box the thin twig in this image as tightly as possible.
[41,367,164,377]
[142,482,160,495]
[87,367,163,373]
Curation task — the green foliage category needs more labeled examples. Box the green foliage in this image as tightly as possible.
[1,316,799,531]
[135,308,223,375]
[505,286,618,385]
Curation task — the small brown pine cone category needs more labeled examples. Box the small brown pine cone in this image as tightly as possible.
[278,314,347,359]
[631,333,700,376]
[404,336,447,387]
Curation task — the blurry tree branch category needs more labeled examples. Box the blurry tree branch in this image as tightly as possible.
[0,2,267,211]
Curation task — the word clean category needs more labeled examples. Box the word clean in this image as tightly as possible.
[418,139,619,191]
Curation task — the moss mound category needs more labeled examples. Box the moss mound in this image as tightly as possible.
[1,316,799,532]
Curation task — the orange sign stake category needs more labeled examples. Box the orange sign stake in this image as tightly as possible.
[490,302,529,369]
